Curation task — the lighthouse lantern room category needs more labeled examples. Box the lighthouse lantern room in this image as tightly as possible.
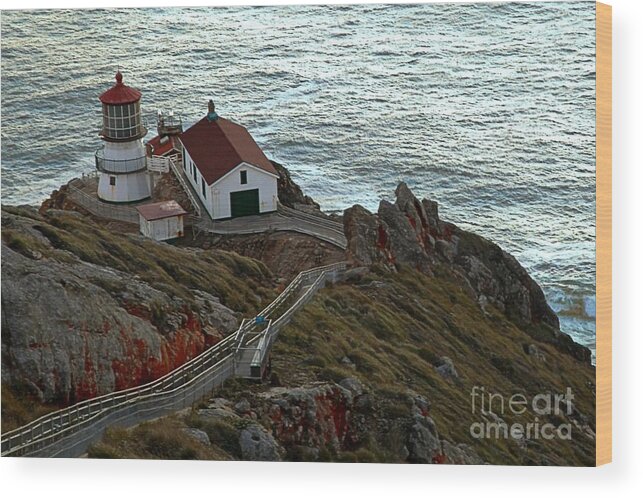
[96,71,151,203]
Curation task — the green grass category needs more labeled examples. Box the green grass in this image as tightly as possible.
[87,417,229,460]
[0,383,60,433]
[5,207,595,465]
[271,264,596,466]
[22,211,276,314]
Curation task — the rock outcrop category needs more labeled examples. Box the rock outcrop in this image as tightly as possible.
[0,206,272,406]
[176,379,483,464]
[343,183,591,363]
[1,242,236,404]
[272,160,320,210]
[260,384,362,452]
[239,424,284,461]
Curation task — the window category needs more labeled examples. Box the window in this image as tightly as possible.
[102,102,142,139]
[240,170,247,184]
[201,178,206,197]
[109,176,116,186]
[193,164,197,182]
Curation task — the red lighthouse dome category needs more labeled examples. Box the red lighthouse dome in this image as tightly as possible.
[99,70,142,105]
[98,70,146,141]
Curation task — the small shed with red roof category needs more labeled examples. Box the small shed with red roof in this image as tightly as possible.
[136,200,188,241]
[178,100,278,220]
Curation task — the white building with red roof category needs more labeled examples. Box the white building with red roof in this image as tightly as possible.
[178,101,279,220]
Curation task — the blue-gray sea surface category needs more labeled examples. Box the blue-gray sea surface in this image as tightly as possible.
[0,3,596,359]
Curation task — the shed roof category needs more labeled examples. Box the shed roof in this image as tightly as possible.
[146,134,179,157]
[136,200,187,221]
[178,116,277,185]
[99,71,142,105]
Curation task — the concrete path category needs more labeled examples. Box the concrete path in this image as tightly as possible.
[67,173,348,249]
[196,211,347,249]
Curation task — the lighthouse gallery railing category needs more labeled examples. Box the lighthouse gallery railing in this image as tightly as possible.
[95,146,148,174]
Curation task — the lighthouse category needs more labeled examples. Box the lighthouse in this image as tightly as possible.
[95,71,151,202]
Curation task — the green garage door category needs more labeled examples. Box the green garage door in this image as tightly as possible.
[230,189,260,218]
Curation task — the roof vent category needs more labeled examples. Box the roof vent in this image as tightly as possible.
[207,99,218,121]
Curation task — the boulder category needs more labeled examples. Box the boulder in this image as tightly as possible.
[524,343,546,362]
[437,357,459,381]
[407,414,441,463]
[239,423,283,461]
[339,377,365,397]
[181,428,211,446]
[234,399,252,415]
[340,356,356,369]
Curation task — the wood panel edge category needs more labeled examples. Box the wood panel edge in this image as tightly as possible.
[595,1,612,467]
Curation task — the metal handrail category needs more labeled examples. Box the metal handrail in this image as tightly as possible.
[277,204,344,234]
[1,261,348,457]
[67,179,139,224]
[95,147,148,174]
[167,155,203,219]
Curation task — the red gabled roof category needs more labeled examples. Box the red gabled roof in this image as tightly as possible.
[99,71,142,105]
[136,200,187,221]
[178,116,277,185]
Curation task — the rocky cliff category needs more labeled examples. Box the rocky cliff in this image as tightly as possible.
[91,379,483,464]
[272,160,320,211]
[3,167,595,466]
[87,179,596,466]
[343,183,591,363]
[1,206,275,428]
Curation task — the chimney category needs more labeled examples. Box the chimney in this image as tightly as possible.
[206,99,218,122]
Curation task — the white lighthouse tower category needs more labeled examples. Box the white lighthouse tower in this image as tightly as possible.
[96,71,151,202]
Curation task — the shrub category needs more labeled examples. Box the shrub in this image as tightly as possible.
[0,383,61,433]
[317,366,353,383]
[186,416,241,459]
[86,419,220,460]
[2,229,49,259]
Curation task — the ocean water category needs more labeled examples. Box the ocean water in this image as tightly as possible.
[0,3,596,358]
